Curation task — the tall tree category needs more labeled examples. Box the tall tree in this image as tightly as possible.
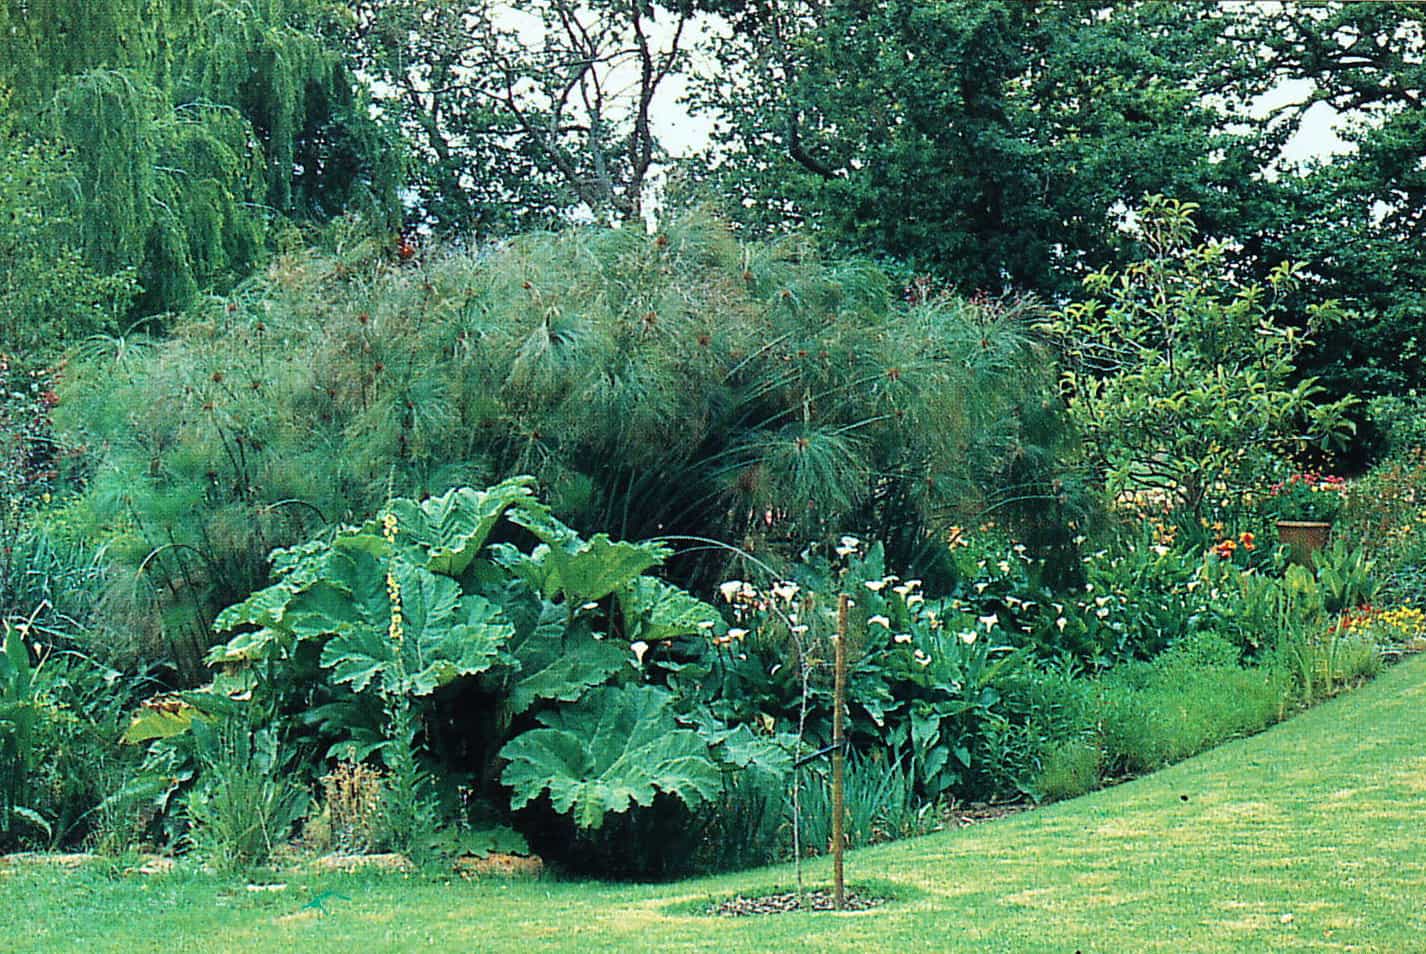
[0,0,402,321]
[687,1,1269,296]
[352,0,694,232]
[1234,3,1426,406]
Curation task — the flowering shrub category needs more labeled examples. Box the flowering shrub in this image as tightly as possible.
[1265,472,1348,522]
[705,539,1045,803]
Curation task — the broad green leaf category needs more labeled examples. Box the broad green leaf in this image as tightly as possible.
[318,559,513,696]
[507,508,669,604]
[120,691,236,743]
[618,577,721,643]
[381,477,538,576]
[212,582,298,634]
[500,685,722,830]
[505,599,626,715]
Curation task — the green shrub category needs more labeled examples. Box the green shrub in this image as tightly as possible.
[1097,653,1289,775]
[792,749,931,858]
[127,479,791,877]
[182,716,308,872]
[0,635,147,851]
[1033,740,1102,802]
[1366,393,1426,460]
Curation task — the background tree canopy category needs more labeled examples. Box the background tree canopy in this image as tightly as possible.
[683,0,1425,430]
[0,0,402,333]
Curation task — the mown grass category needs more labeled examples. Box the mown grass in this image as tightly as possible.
[7,654,1426,953]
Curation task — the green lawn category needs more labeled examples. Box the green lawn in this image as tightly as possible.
[7,655,1426,953]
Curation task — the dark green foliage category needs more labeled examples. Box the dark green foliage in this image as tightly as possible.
[181,712,309,871]
[1234,5,1426,415]
[58,214,1076,669]
[0,0,401,322]
[166,480,784,873]
[688,1,1266,296]
[0,357,98,627]
[793,749,928,857]
[0,638,149,851]
[0,114,137,354]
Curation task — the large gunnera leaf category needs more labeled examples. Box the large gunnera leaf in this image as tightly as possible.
[618,577,722,643]
[507,507,670,604]
[501,592,626,715]
[378,476,538,576]
[500,685,721,829]
[316,557,514,696]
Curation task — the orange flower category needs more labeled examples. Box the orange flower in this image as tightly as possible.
[1238,531,1256,552]
[1213,538,1236,559]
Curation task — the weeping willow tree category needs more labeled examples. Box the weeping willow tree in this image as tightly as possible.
[57,213,1084,676]
[0,0,401,323]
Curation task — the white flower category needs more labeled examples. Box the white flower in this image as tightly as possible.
[869,614,891,629]
[839,535,861,549]
[913,649,932,666]
[790,624,809,635]
[997,560,1012,574]
[1094,595,1110,608]
[697,620,715,630]
[974,582,989,594]
[1073,535,1087,545]
[719,580,744,602]
[906,593,924,607]
[1056,616,1068,632]
[727,627,748,641]
[865,579,888,592]
[959,630,978,645]
[893,633,913,644]
[978,613,999,632]
[1095,607,1110,618]
[581,601,599,611]
[1013,543,1027,554]
[772,581,800,602]
[893,584,912,597]
[904,579,922,591]
[1152,544,1170,557]
[631,641,650,665]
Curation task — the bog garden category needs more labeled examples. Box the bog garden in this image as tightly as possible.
[6,201,1426,882]
[2,2,1425,943]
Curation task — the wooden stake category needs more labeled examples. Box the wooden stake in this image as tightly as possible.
[832,592,848,910]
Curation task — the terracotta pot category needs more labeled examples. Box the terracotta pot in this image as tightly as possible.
[1276,520,1332,567]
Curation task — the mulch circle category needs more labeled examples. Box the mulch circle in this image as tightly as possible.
[709,889,887,917]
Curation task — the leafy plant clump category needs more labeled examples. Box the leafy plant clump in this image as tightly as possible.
[128,477,789,874]
[1045,196,1358,517]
